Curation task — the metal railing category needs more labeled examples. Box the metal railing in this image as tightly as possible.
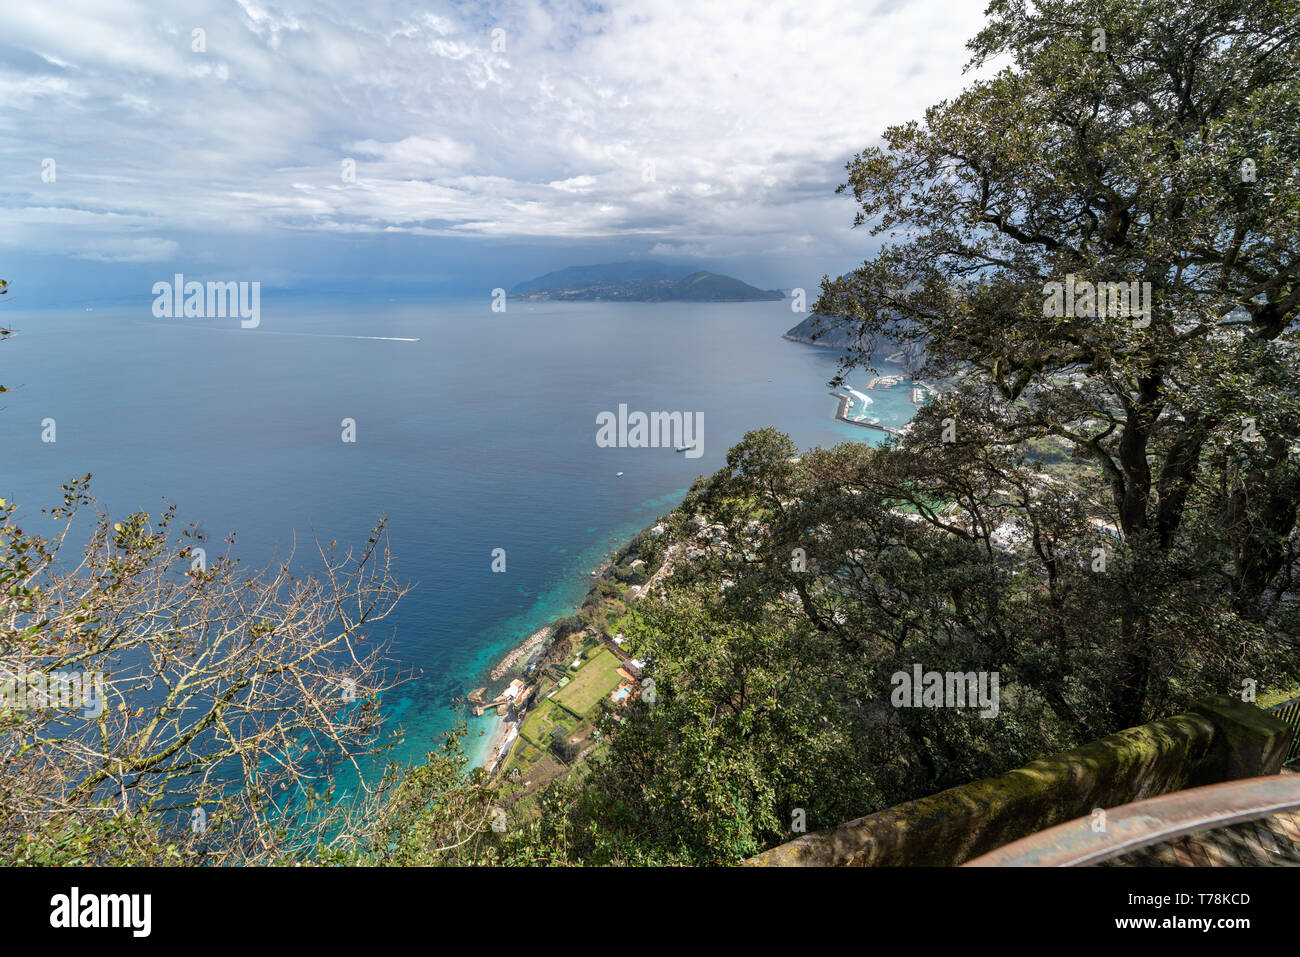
[1267,695,1300,767]
[964,775,1300,866]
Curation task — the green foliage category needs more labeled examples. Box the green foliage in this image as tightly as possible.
[4,808,182,867]
[330,726,507,866]
[814,0,1300,728]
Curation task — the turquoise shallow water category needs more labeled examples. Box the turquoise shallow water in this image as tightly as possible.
[0,297,915,777]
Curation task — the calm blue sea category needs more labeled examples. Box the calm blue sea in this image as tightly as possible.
[0,297,915,772]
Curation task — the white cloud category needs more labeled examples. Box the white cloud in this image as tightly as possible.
[0,0,990,262]
[78,237,180,262]
[347,135,477,170]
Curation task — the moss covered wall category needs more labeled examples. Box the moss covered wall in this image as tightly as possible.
[749,696,1293,867]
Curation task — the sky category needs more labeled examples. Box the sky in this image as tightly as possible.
[0,0,993,306]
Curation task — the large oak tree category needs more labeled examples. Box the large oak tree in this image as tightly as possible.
[815,0,1300,728]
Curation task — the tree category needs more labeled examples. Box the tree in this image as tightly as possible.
[0,479,413,864]
[813,0,1300,729]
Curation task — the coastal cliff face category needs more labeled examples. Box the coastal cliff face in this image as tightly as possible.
[783,313,867,348]
[784,316,924,373]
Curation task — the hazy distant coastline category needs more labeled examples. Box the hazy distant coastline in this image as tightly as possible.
[510,261,784,302]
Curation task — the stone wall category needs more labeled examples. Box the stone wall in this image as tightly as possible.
[748,695,1293,866]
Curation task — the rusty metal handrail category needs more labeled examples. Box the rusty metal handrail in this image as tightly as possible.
[1267,695,1300,766]
[963,774,1300,866]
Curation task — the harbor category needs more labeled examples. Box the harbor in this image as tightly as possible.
[829,391,904,437]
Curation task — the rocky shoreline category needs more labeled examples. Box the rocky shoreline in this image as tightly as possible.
[489,625,554,683]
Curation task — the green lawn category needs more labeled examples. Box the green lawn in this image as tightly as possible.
[553,646,626,714]
[519,699,578,748]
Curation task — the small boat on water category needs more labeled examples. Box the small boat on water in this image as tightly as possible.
[675,445,695,453]
[616,471,624,476]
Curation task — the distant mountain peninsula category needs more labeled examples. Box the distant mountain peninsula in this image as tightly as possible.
[510,262,784,302]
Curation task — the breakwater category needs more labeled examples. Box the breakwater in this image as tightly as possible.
[829,392,903,437]
[489,625,555,682]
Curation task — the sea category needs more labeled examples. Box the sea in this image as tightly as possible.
[0,296,917,775]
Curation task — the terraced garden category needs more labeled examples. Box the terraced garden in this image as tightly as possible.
[553,646,626,713]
